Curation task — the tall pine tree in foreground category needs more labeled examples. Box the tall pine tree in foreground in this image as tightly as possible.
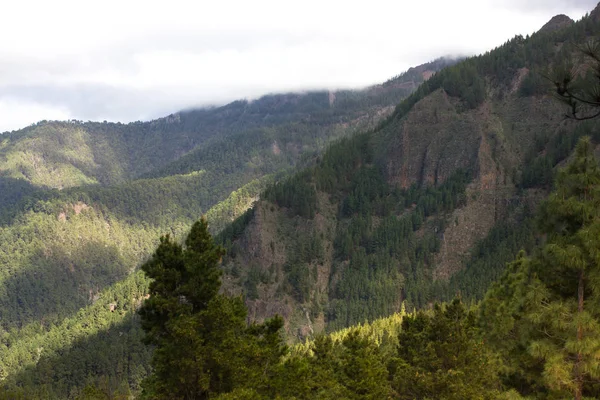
[139,218,285,400]
[481,137,600,399]
[534,137,600,399]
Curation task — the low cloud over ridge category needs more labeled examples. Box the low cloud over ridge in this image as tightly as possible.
[1,0,596,132]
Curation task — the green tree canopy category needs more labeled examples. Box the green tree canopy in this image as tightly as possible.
[139,218,285,400]
[394,299,503,400]
[481,137,600,399]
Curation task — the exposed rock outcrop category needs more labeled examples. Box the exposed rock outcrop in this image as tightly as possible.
[538,14,574,34]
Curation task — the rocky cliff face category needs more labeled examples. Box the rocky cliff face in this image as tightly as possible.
[384,90,481,189]
[223,69,578,339]
[220,9,600,339]
[381,82,569,277]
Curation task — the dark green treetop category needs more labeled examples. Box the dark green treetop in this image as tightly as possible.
[481,137,600,399]
[139,218,285,400]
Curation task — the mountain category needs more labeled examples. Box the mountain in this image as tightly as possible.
[3,3,600,396]
[0,58,455,227]
[1,57,454,187]
[0,58,455,398]
[538,14,574,34]
[217,9,600,338]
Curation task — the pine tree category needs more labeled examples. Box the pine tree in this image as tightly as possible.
[393,299,503,400]
[138,218,224,399]
[481,137,600,399]
[139,218,285,400]
[479,252,546,396]
[552,41,600,120]
[270,335,349,399]
[339,330,391,399]
[531,137,600,399]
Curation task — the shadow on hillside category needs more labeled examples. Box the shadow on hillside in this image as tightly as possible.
[0,176,52,227]
[0,315,151,399]
[0,240,130,331]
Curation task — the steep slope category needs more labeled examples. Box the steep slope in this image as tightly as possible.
[0,59,454,398]
[538,14,574,34]
[0,59,455,236]
[219,9,600,339]
[0,58,451,333]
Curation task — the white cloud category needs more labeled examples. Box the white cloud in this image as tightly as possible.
[0,0,596,132]
[0,99,73,131]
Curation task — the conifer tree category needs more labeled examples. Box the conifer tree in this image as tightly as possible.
[269,335,349,399]
[394,299,502,400]
[338,330,392,399]
[531,137,600,399]
[139,219,224,349]
[552,40,600,120]
[139,218,285,400]
[481,137,600,399]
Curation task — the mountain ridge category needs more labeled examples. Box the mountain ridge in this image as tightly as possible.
[3,3,600,396]
[217,7,600,339]
[0,56,458,398]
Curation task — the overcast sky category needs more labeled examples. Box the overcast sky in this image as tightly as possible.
[0,0,598,132]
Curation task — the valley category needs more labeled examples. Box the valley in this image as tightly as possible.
[2,3,600,398]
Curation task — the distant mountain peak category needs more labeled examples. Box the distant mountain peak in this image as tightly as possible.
[591,2,600,21]
[538,14,574,34]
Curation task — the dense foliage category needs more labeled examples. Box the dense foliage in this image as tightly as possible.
[138,219,285,399]
[328,167,470,328]
[0,65,436,397]
[224,123,473,331]
[481,137,600,399]
[136,216,509,400]
[0,273,152,399]
[3,6,600,398]
[74,136,600,400]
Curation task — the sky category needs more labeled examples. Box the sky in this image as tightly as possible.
[0,0,598,132]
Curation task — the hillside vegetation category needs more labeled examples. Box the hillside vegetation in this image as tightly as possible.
[0,59,453,398]
[2,3,600,397]
[36,135,600,399]
[218,7,600,338]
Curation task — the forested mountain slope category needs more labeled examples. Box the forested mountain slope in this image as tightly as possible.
[0,58,454,230]
[218,6,600,338]
[0,57,450,330]
[1,57,453,188]
[0,59,454,398]
[26,133,600,400]
[3,2,600,396]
